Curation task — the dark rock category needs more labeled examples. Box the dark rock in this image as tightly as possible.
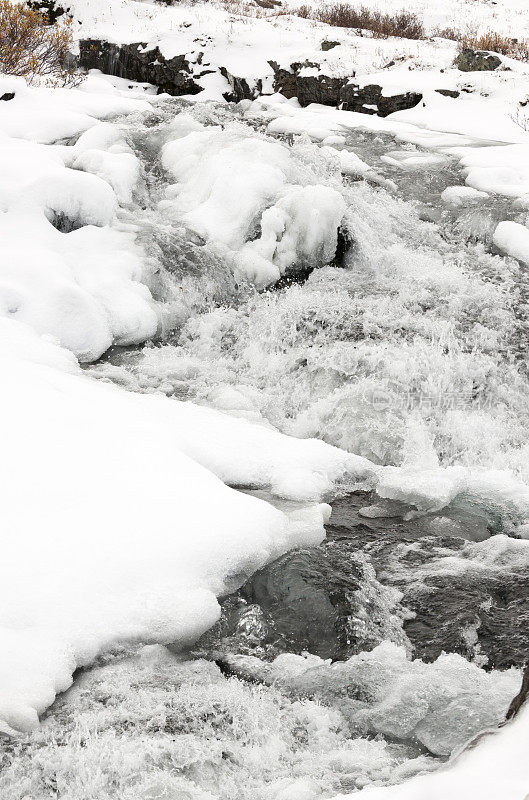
[198,492,529,671]
[0,93,15,101]
[296,73,345,107]
[27,0,69,23]
[270,60,343,107]
[456,48,502,72]
[340,82,380,114]
[219,66,261,103]
[268,61,422,116]
[321,40,340,51]
[340,82,423,117]
[79,39,206,96]
[240,544,365,660]
[333,225,354,266]
[268,61,297,99]
[326,494,529,670]
[506,664,529,720]
[436,88,460,98]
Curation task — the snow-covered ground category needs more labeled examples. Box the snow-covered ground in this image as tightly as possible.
[2,0,529,796]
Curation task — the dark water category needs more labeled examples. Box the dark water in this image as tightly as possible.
[197,492,528,670]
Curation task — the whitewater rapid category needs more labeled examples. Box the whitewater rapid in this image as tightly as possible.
[91,98,529,490]
[3,94,529,799]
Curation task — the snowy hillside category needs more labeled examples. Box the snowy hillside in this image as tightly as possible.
[2,0,529,797]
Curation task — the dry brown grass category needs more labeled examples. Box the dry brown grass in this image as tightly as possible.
[0,0,78,84]
[458,30,529,61]
[294,4,425,39]
[433,26,529,63]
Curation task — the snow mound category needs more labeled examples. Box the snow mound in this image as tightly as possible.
[160,123,346,286]
[0,81,159,362]
[440,186,489,206]
[235,185,346,286]
[493,220,529,265]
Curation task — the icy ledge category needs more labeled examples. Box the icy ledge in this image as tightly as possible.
[335,703,529,800]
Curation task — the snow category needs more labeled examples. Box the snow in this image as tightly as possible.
[2,0,529,794]
[493,220,529,264]
[456,143,529,198]
[0,317,341,734]
[0,79,160,361]
[235,184,346,286]
[0,77,373,731]
[441,185,489,206]
[335,705,529,800]
[161,121,346,286]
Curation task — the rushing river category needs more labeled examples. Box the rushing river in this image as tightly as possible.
[2,98,528,799]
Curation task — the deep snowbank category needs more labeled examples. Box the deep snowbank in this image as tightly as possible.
[0,74,160,362]
[0,317,347,734]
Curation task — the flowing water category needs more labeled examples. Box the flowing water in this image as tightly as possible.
[90,99,529,478]
[3,98,529,799]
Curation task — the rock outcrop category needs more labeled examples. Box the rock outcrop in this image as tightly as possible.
[27,0,70,23]
[79,40,424,117]
[79,39,209,95]
[269,60,422,116]
[456,48,502,72]
[340,81,423,116]
[219,66,261,102]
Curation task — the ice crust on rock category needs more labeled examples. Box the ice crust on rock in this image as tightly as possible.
[220,642,519,757]
[161,122,347,286]
[493,220,529,265]
[440,185,489,206]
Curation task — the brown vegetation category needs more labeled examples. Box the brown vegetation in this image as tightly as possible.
[458,30,529,61]
[295,4,425,40]
[0,0,78,84]
[434,26,529,62]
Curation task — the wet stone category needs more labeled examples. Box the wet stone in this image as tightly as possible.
[199,493,529,672]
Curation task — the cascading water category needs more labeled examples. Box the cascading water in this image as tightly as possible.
[3,97,527,799]
[90,99,529,481]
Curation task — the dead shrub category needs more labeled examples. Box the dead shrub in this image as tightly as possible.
[298,4,425,40]
[458,30,529,61]
[295,3,311,18]
[433,25,529,63]
[0,0,79,84]
[432,25,462,42]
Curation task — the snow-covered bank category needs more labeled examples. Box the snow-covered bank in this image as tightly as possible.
[0,74,161,361]
[0,317,349,734]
